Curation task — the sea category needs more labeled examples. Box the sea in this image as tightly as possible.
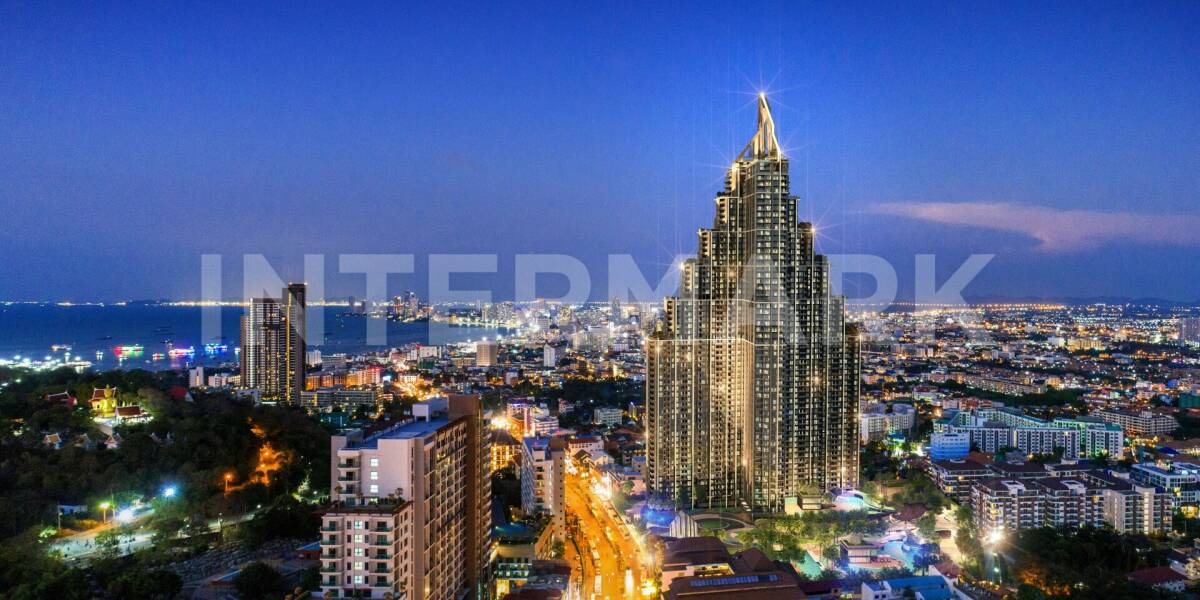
[0,304,509,372]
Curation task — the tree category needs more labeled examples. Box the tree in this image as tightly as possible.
[916,513,938,539]
[913,552,939,575]
[106,567,182,600]
[233,562,285,600]
[1014,583,1047,600]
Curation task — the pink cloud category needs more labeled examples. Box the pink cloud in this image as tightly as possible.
[871,202,1200,252]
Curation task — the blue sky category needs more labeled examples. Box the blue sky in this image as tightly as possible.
[1,2,1197,301]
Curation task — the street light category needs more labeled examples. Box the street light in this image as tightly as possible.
[161,485,177,499]
[224,472,233,494]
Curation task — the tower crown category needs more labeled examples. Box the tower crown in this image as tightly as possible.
[739,93,782,160]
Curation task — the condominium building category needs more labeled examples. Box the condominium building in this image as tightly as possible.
[929,459,994,502]
[520,436,565,530]
[320,396,490,599]
[476,339,499,367]
[300,387,378,411]
[859,403,916,443]
[939,408,1123,459]
[929,432,970,461]
[592,406,623,428]
[1179,317,1200,345]
[970,470,1172,537]
[1093,408,1179,438]
[240,283,306,404]
[241,297,283,399]
[283,282,307,405]
[646,95,860,512]
[1131,462,1200,509]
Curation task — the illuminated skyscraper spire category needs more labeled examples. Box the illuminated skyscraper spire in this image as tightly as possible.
[740,92,782,160]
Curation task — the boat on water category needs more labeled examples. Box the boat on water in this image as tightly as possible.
[113,344,144,358]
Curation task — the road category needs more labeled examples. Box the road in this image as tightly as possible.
[563,466,651,599]
[53,510,255,562]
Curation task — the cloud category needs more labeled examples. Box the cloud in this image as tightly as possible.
[870,202,1200,252]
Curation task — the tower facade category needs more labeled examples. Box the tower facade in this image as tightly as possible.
[645,95,860,513]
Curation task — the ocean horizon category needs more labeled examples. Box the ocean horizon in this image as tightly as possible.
[0,304,509,372]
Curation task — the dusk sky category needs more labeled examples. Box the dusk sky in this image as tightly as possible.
[2,2,1198,302]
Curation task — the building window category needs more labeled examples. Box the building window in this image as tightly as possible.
[369,484,379,494]
[370,471,379,480]
[369,458,379,467]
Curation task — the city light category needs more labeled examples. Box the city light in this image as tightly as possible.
[986,527,1004,546]
[116,508,134,524]
[162,485,177,498]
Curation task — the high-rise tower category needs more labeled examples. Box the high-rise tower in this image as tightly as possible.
[645,95,860,513]
[240,283,306,404]
[283,282,307,404]
[241,297,283,399]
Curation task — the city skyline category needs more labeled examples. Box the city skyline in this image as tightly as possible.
[2,3,1198,302]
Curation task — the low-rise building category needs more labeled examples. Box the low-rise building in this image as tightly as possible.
[661,537,808,600]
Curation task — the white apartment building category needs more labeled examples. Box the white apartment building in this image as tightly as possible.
[520,436,565,531]
[859,402,916,443]
[1093,408,1179,438]
[592,406,623,428]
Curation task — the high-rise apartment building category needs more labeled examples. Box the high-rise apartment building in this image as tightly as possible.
[240,283,307,403]
[241,297,283,399]
[520,436,565,531]
[321,395,490,599]
[1179,317,1200,345]
[645,95,860,512]
[475,339,499,367]
[283,282,307,404]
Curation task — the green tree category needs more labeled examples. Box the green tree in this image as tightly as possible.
[106,567,182,600]
[233,561,285,600]
[916,513,938,539]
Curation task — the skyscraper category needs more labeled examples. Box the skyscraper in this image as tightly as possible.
[240,297,283,399]
[283,282,307,404]
[240,283,306,403]
[645,95,860,513]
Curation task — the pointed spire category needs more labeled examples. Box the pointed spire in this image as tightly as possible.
[739,92,782,160]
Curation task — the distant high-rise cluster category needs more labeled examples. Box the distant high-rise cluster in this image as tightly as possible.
[240,283,306,403]
[645,96,860,513]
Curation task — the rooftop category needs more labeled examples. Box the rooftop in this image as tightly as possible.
[344,417,449,449]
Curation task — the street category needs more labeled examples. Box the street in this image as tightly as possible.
[563,465,652,599]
